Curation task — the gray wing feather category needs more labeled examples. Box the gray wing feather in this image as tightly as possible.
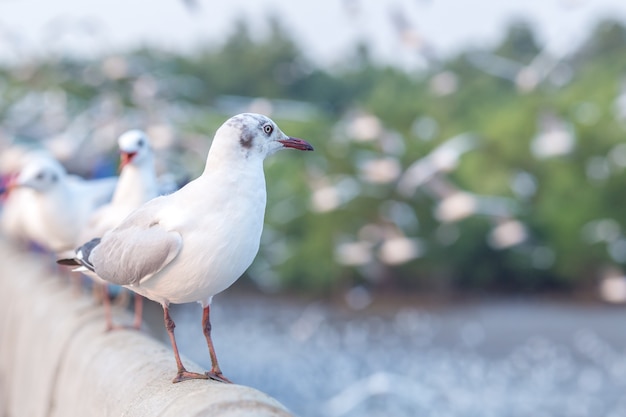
[90,199,182,286]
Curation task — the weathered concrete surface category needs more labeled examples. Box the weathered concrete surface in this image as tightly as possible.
[0,240,292,417]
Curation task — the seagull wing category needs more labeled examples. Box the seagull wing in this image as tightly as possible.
[90,200,183,286]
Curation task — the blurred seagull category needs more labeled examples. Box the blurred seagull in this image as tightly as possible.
[466,45,569,92]
[80,130,159,243]
[5,155,116,254]
[1,147,54,247]
[397,133,478,197]
[79,130,160,331]
[59,113,314,383]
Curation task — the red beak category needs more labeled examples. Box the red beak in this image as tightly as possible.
[0,174,17,199]
[120,152,137,170]
[278,137,314,151]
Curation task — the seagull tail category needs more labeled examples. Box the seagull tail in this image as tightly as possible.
[57,258,80,266]
[56,257,92,274]
[56,237,101,274]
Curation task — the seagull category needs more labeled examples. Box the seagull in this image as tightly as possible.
[5,154,117,254]
[80,130,159,242]
[78,130,160,331]
[396,133,478,197]
[59,113,314,383]
[1,147,54,247]
[1,171,32,247]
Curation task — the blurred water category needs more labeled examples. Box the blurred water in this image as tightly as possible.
[144,295,626,417]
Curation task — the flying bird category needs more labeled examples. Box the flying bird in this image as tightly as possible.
[59,113,314,383]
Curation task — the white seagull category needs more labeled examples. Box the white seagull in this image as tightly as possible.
[79,130,160,331]
[1,147,54,248]
[80,130,160,243]
[5,154,117,254]
[59,113,314,383]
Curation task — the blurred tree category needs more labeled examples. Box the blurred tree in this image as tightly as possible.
[493,20,541,63]
[2,17,626,298]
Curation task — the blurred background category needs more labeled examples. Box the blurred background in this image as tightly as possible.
[3,0,626,416]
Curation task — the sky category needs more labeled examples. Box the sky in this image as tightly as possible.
[0,0,626,68]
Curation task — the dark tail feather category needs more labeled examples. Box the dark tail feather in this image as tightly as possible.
[56,237,102,272]
[77,237,101,271]
[57,258,80,266]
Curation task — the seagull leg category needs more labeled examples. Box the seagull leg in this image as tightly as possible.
[101,286,143,331]
[132,294,143,330]
[69,271,83,296]
[103,284,115,332]
[163,306,208,383]
[92,278,103,302]
[202,305,232,383]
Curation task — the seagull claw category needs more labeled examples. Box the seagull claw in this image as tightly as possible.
[205,371,232,384]
[172,370,209,383]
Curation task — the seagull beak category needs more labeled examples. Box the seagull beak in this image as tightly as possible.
[0,175,16,198]
[0,185,10,202]
[278,137,314,151]
[120,151,137,170]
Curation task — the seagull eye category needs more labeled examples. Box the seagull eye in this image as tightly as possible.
[263,124,273,135]
[35,172,45,180]
[137,138,145,147]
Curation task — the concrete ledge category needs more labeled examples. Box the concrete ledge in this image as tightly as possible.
[0,240,292,417]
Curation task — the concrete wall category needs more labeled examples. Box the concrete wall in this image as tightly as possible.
[0,241,292,417]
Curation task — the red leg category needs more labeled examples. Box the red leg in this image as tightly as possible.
[103,284,115,332]
[132,294,143,330]
[92,279,103,302]
[163,306,208,383]
[202,305,231,383]
[69,271,83,296]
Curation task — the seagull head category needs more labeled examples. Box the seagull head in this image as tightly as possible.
[14,156,66,193]
[118,130,152,169]
[212,113,313,162]
[0,172,19,198]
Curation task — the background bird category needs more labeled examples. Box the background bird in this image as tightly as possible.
[7,155,116,255]
[0,147,55,248]
[78,129,160,331]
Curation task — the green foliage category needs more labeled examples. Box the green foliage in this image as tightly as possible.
[2,17,626,296]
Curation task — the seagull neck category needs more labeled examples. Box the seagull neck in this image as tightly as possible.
[203,149,265,176]
[197,152,267,205]
[112,161,158,206]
